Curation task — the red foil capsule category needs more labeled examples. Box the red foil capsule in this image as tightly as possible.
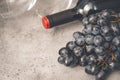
[42,16,50,29]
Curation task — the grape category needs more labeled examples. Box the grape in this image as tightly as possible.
[94,35,104,46]
[115,64,120,70]
[89,15,98,24]
[97,54,107,61]
[66,41,77,51]
[101,26,112,35]
[86,45,95,54]
[114,51,120,62]
[107,58,119,71]
[92,25,100,35]
[95,70,108,80]
[84,24,93,34]
[57,9,120,80]
[111,46,117,52]
[85,34,94,45]
[102,64,110,71]
[87,55,97,64]
[95,46,105,56]
[75,37,85,46]
[103,42,110,49]
[107,58,120,70]
[97,18,108,26]
[73,32,84,40]
[79,55,88,67]
[58,56,65,64]
[117,46,120,52]
[82,28,87,35]
[111,23,120,35]
[82,17,89,26]
[69,57,79,67]
[101,10,112,19]
[64,56,74,66]
[73,46,84,57]
[112,36,120,46]
[108,61,116,70]
[59,47,70,57]
[85,64,100,75]
[103,33,113,42]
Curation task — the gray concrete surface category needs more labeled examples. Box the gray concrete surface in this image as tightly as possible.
[0,1,120,80]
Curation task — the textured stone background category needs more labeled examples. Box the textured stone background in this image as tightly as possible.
[0,0,120,80]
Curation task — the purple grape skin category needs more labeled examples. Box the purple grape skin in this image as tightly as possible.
[95,70,109,80]
[82,17,89,26]
[73,46,84,57]
[92,25,101,35]
[58,10,120,80]
[73,32,84,40]
[86,45,95,54]
[66,41,77,51]
[89,15,98,25]
[84,24,93,34]
[58,56,65,64]
[85,34,94,45]
[79,55,88,67]
[59,47,70,57]
[75,37,85,46]
[94,35,104,46]
[112,36,120,46]
[87,55,97,64]
[111,23,120,35]
[85,64,100,75]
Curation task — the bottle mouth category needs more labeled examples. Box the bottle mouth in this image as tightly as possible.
[42,16,51,29]
[41,0,73,29]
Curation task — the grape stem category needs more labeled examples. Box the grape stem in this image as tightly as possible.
[110,14,120,23]
[97,45,115,68]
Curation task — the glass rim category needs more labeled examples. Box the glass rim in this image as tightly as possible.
[66,0,73,9]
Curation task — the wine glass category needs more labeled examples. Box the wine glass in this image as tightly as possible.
[0,0,37,18]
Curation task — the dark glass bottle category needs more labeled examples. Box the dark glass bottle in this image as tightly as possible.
[42,0,120,29]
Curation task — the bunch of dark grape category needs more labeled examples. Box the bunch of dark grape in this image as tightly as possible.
[58,9,120,80]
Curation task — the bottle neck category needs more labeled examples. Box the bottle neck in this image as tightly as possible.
[77,0,120,16]
[77,2,96,16]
